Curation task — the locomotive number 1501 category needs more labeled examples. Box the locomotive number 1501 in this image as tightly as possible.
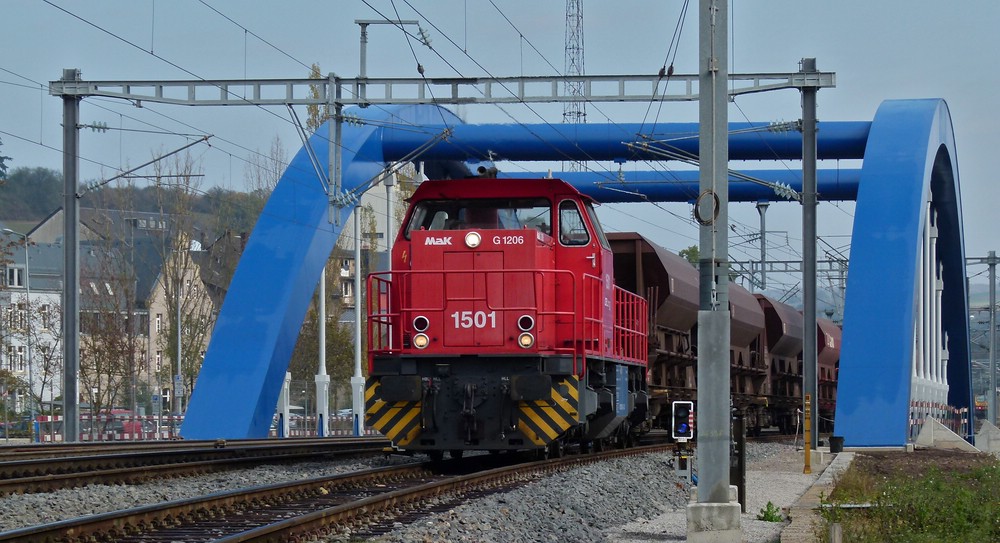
[451,310,497,329]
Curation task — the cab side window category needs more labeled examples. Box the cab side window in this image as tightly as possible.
[559,200,590,246]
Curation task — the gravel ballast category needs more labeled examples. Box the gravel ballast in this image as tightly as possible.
[0,442,830,542]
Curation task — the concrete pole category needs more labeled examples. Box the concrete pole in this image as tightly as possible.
[316,266,330,437]
[756,201,769,291]
[800,58,819,449]
[688,1,739,539]
[696,0,731,503]
[61,68,81,442]
[989,251,997,425]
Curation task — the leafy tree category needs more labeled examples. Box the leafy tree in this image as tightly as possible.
[149,154,216,414]
[306,63,330,133]
[0,167,61,219]
[244,135,287,219]
[679,245,699,265]
[0,370,26,425]
[0,137,11,178]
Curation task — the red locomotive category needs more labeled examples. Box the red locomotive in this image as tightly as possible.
[365,177,839,457]
[365,178,649,458]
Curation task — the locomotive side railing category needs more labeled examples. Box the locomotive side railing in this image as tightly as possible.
[614,286,649,365]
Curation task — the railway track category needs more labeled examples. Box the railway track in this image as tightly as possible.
[0,437,388,496]
[0,444,670,543]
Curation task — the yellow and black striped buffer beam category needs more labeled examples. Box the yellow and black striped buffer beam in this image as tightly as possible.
[518,376,580,446]
[365,380,422,446]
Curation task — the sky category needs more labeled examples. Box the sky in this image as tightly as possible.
[2,1,998,297]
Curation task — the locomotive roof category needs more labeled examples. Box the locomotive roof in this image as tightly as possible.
[410,177,594,203]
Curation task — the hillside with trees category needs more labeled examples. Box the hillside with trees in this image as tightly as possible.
[0,165,263,235]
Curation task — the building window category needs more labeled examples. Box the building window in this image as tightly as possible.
[156,314,162,333]
[15,303,26,330]
[16,346,25,373]
[5,267,24,288]
[4,346,12,372]
[40,304,50,330]
[89,281,99,295]
[341,280,353,298]
[156,351,163,372]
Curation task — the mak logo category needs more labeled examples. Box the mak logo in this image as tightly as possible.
[425,236,453,246]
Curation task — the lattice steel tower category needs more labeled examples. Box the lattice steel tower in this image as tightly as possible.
[564,0,586,170]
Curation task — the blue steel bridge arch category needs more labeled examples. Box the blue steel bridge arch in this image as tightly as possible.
[182,100,971,447]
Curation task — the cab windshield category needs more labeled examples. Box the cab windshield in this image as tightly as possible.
[405,198,552,238]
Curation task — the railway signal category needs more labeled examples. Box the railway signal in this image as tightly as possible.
[672,401,694,441]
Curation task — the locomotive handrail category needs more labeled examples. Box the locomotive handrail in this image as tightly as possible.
[614,285,649,365]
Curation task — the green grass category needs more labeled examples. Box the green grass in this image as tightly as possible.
[819,459,1000,542]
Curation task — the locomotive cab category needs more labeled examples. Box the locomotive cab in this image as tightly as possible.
[365,178,648,456]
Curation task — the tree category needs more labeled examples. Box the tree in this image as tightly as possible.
[306,63,330,134]
[0,369,26,429]
[78,242,136,431]
[29,299,62,437]
[0,137,11,178]
[287,268,356,410]
[149,154,216,415]
[679,245,699,265]
[0,167,61,219]
[244,135,287,218]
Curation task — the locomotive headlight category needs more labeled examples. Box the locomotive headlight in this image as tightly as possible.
[517,315,535,331]
[413,333,430,349]
[517,332,535,348]
[464,231,482,248]
[413,315,430,332]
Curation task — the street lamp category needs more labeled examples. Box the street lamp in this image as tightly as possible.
[2,228,33,438]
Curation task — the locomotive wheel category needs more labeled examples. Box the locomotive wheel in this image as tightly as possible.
[449,449,464,459]
[428,450,444,462]
[593,439,605,452]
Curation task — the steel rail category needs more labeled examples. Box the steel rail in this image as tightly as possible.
[0,438,387,495]
[0,444,670,542]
